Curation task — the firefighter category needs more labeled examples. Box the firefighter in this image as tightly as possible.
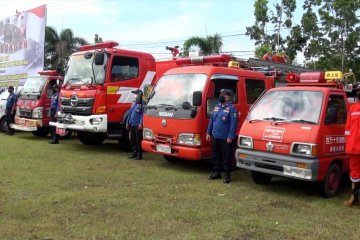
[344,83,360,206]
[49,84,60,144]
[126,89,144,160]
[206,89,238,183]
[5,86,17,135]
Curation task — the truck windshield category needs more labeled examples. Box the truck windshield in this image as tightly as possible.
[147,73,207,107]
[248,90,323,124]
[64,54,106,85]
[22,77,47,95]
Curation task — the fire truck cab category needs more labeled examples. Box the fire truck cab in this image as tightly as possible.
[50,42,158,146]
[11,70,63,136]
[235,71,350,197]
[142,55,273,161]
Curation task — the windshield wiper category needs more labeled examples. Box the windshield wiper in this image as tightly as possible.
[157,104,180,111]
[289,119,317,124]
[147,105,157,110]
[249,119,263,123]
[263,117,286,122]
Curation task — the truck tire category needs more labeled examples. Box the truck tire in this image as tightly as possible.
[78,132,106,145]
[251,171,272,185]
[319,163,341,198]
[32,127,50,137]
[0,117,7,133]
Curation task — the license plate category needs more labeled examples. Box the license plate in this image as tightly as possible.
[56,127,67,136]
[156,144,171,154]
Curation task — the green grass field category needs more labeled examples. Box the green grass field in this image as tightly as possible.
[0,132,358,240]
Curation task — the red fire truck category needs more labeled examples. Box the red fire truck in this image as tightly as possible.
[141,55,275,162]
[50,41,174,147]
[235,71,352,197]
[11,70,64,136]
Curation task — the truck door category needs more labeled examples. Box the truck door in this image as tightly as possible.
[244,78,266,122]
[105,55,141,123]
[321,94,347,156]
[206,74,240,126]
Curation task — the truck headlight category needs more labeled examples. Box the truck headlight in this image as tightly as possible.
[32,107,43,119]
[143,128,155,140]
[291,143,318,157]
[238,135,253,148]
[177,133,201,146]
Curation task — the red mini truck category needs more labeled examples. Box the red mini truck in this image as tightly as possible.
[11,70,64,136]
[142,55,274,162]
[235,71,350,197]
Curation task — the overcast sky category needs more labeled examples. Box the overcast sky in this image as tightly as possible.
[0,0,305,61]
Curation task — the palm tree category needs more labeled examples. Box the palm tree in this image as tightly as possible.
[182,33,223,56]
[45,26,88,70]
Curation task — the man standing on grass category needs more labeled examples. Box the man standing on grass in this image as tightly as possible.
[344,83,360,207]
[5,86,17,135]
[126,89,144,160]
[206,89,238,183]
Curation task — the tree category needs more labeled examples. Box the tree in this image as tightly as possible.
[254,44,272,58]
[302,0,360,78]
[182,33,223,56]
[95,34,103,43]
[246,0,302,62]
[45,26,88,70]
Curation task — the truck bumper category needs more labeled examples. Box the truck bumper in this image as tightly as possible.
[10,117,43,131]
[49,113,107,133]
[142,140,211,161]
[235,148,319,181]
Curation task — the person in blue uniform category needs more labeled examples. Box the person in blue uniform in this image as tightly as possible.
[126,89,144,160]
[206,89,239,183]
[49,85,60,144]
[5,86,17,135]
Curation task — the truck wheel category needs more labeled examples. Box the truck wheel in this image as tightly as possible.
[0,117,7,133]
[32,127,50,137]
[319,163,341,198]
[78,132,106,145]
[251,171,272,185]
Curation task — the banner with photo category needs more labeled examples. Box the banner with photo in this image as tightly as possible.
[0,4,46,88]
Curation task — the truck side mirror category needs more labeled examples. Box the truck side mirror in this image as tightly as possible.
[325,108,337,124]
[192,91,202,106]
[94,52,105,65]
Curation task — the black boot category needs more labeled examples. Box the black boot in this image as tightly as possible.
[344,182,359,207]
[128,152,137,159]
[223,172,231,184]
[208,172,222,180]
[135,151,143,160]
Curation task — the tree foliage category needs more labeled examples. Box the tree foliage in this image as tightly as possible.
[45,26,88,70]
[182,33,223,56]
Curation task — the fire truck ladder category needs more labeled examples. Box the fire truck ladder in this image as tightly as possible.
[245,58,321,73]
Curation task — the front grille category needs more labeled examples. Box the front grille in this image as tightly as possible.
[255,162,283,172]
[19,108,32,118]
[156,134,175,144]
[61,97,94,116]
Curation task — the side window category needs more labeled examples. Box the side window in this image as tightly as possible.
[325,95,347,124]
[245,79,266,104]
[206,80,237,118]
[111,56,139,82]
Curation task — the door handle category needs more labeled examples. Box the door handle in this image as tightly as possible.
[109,108,115,112]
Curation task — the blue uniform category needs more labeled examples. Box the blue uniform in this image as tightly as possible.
[50,92,60,111]
[207,102,238,140]
[6,92,17,109]
[128,102,143,126]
